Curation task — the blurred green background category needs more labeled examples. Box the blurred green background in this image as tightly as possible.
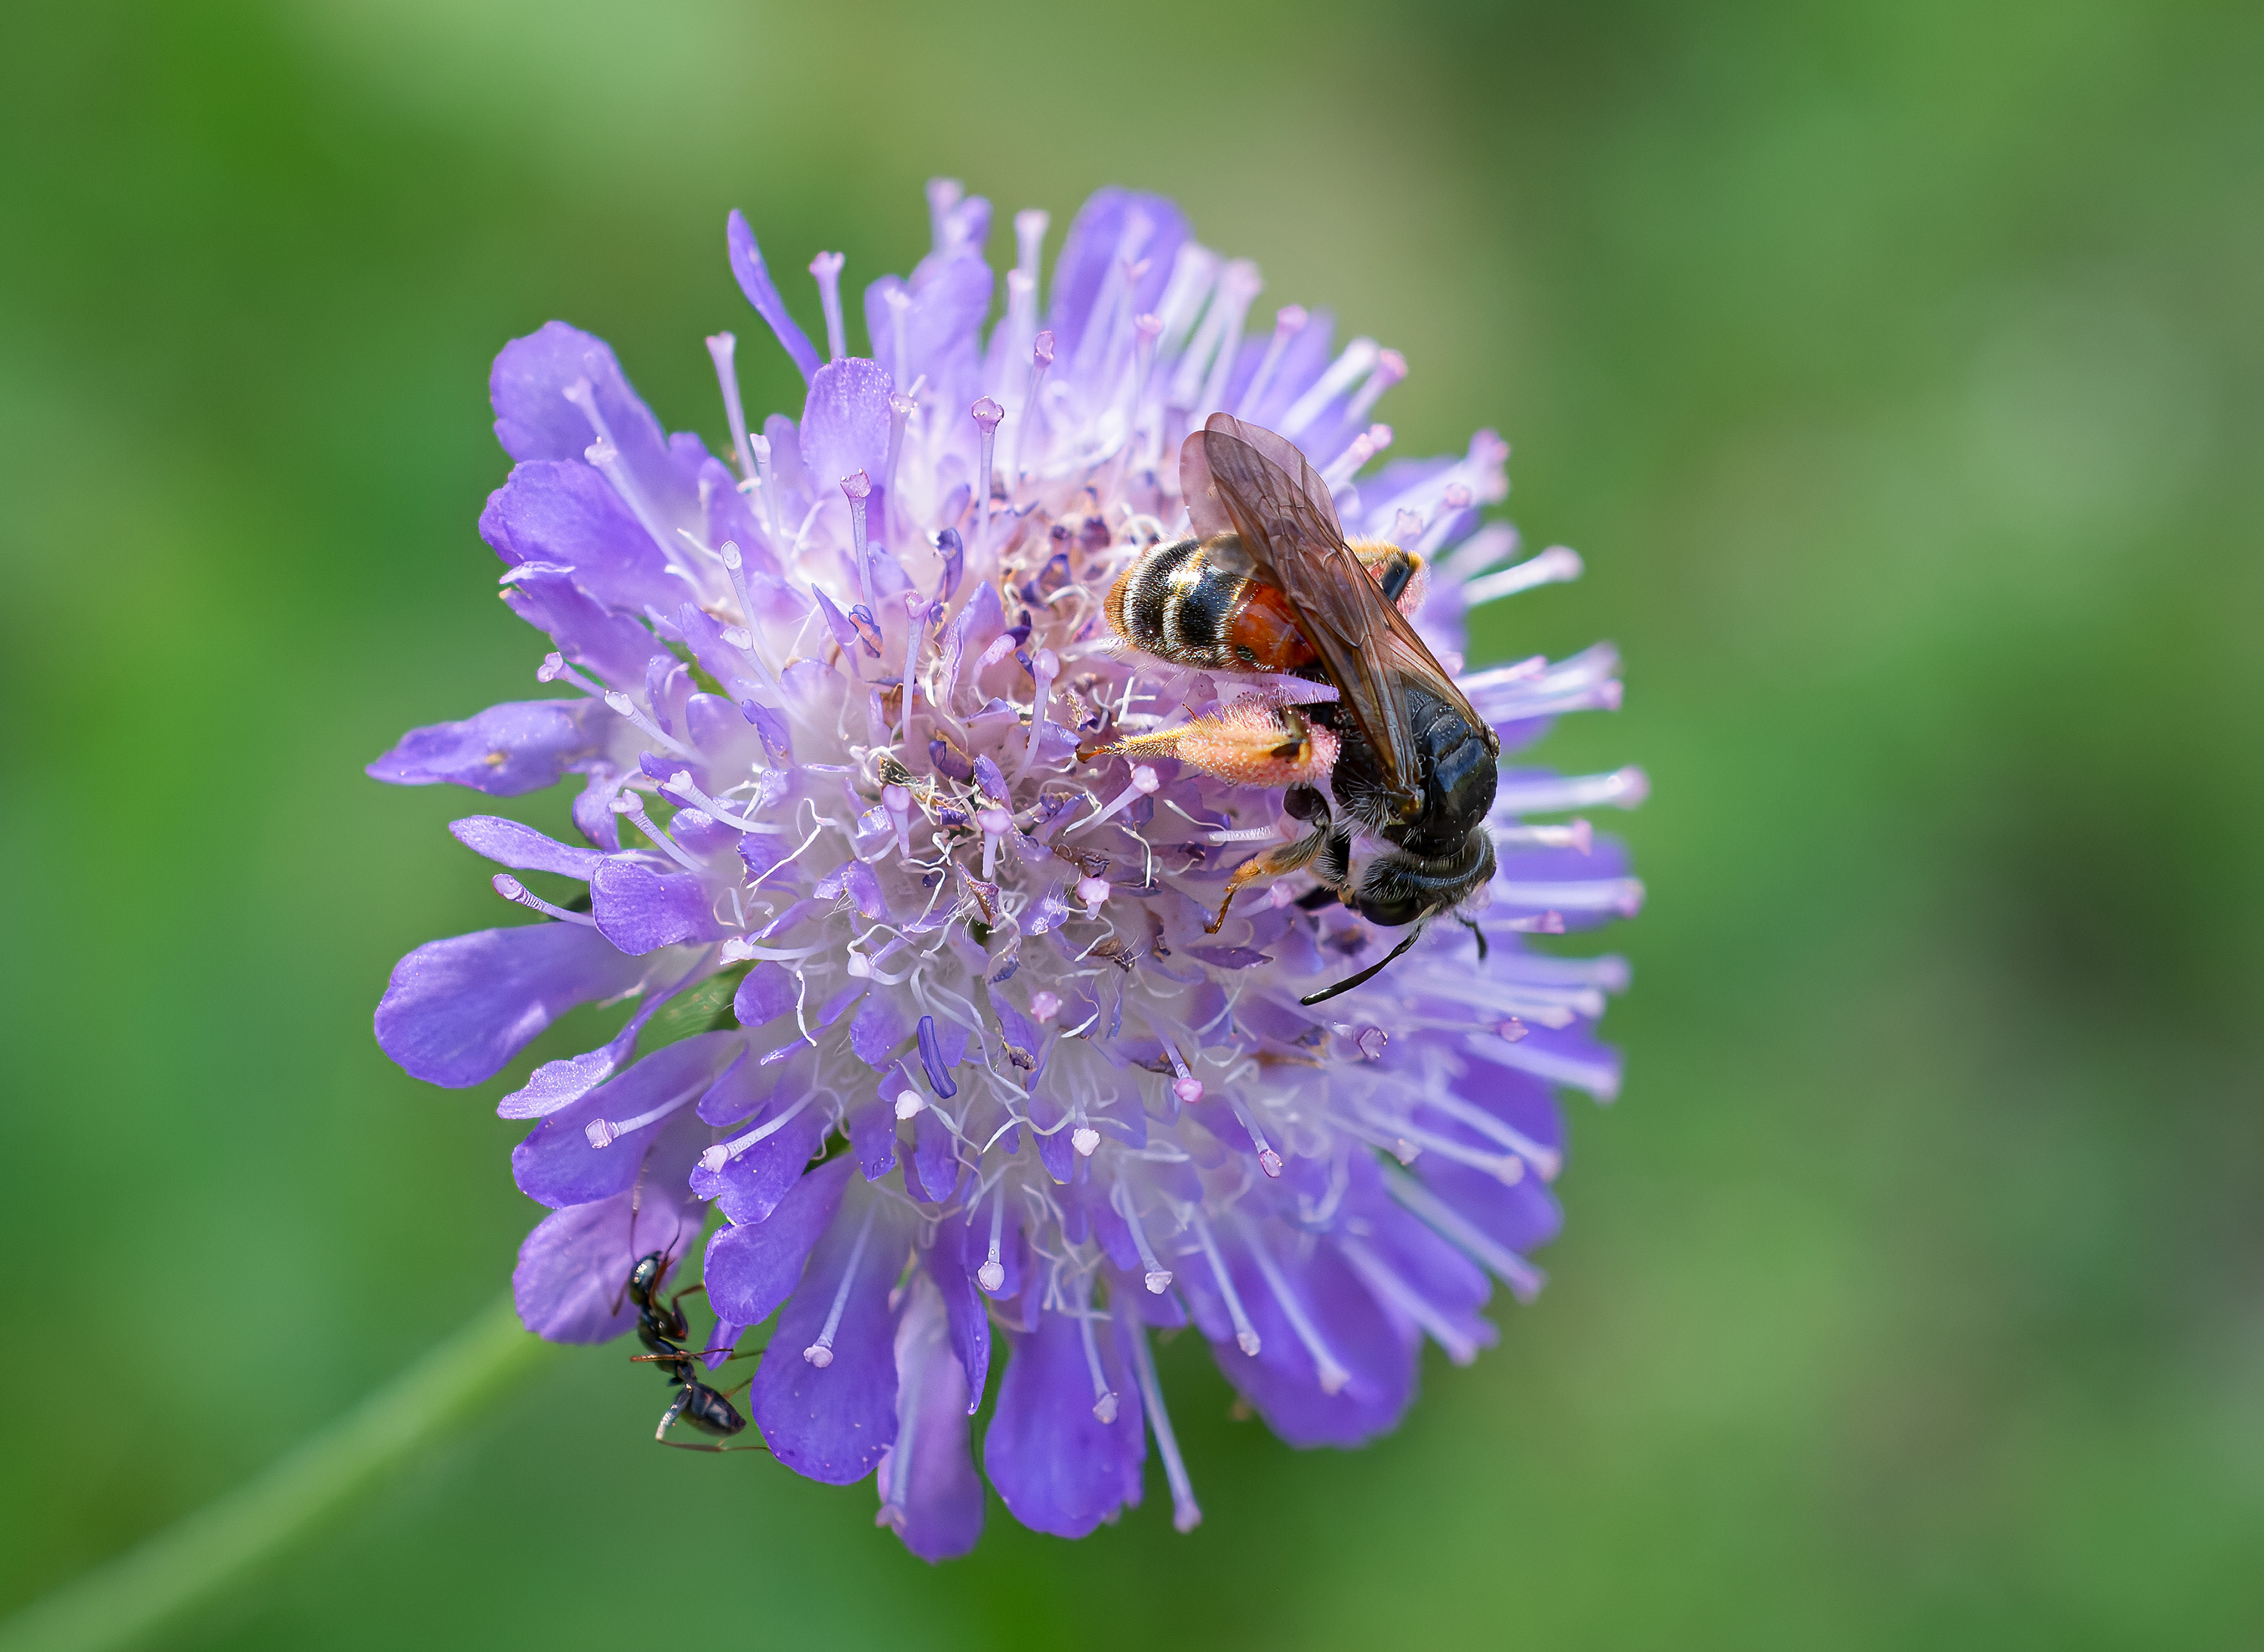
[3,0,2259,1645]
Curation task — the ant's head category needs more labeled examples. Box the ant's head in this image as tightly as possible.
[626,1251,667,1306]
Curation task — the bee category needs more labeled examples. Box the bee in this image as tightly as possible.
[1102,414,1500,1005]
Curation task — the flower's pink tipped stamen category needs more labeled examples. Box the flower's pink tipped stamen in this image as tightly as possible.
[1278,337,1381,440]
[1167,257,1251,411]
[883,782,915,860]
[1163,1042,1204,1108]
[884,285,912,390]
[1415,487,1476,556]
[715,549,783,692]
[1494,819,1595,854]
[841,470,875,609]
[809,251,847,364]
[1236,304,1309,420]
[1115,1175,1174,1294]
[1018,647,1059,777]
[662,771,774,837]
[978,1189,1007,1294]
[1338,348,1407,434]
[749,431,786,550]
[1392,507,1426,546]
[1462,546,1585,608]
[608,792,706,875]
[974,631,1020,675]
[1014,208,1047,285]
[1416,1090,1561,1180]
[1495,877,1644,918]
[881,389,916,543]
[563,380,700,585]
[1228,1096,1284,1177]
[585,1077,706,1149]
[1367,1112,1527,1186]
[976,806,1010,881]
[926,176,964,251]
[1490,766,1649,817]
[492,873,596,928]
[705,331,758,484]
[1074,1278,1118,1423]
[1149,242,1223,362]
[1500,1016,1530,1042]
[1382,1164,1546,1303]
[1071,1124,1101,1157]
[1193,262,1262,420]
[1069,764,1158,834]
[894,1087,925,1121]
[601,691,697,761]
[1187,1211,1260,1357]
[537,652,604,697]
[1240,1223,1351,1394]
[804,1202,878,1367]
[1009,332,1055,485]
[1340,1238,1481,1365]
[971,398,1004,549]
[1124,1315,1201,1532]
[1122,312,1164,429]
[1075,874,1110,912]
[1028,990,1061,1023]
[1355,1026,1389,1061]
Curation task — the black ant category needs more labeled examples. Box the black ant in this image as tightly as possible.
[623,1249,766,1455]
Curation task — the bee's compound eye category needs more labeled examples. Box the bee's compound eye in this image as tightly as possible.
[1349,892,1426,928]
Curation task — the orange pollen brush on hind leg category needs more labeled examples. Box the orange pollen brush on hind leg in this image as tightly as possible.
[1109,701,1340,789]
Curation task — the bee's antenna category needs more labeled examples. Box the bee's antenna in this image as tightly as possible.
[1300,912,1436,1007]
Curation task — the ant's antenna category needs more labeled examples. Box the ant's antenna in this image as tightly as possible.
[1300,910,1436,1007]
[611,1161,652,1316]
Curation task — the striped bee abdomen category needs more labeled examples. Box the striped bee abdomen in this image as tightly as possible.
[1106,533,1316,673]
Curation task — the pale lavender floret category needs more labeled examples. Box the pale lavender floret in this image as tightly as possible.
[371,180,1644,1556]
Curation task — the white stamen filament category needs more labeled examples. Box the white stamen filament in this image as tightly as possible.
[810,251,847,364]
[1115,1176,1173,1293]
[1240,1223,1350,1394]
[1069,764,1158,834]
[1235,304,1308,420]
[1381,1164,1546,1303]
[1188,1211,1260,1356]
[705,332,758,485]
[1124,1315,1201,1532]
[1277,337,1380,439]
[1339,1238,1480,1364]
[492,874,595,928]
[1461,546,1584,608]
[611,793,705,875]
[804,1202,878,1367]
[1075,1281,1117,1424]
[584,1079,703,1149]
[601,691,697,760]
[978,1191,1007,1294]
[699,1090,821,1172]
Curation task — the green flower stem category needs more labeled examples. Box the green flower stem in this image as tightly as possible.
[0,1293,554,1652]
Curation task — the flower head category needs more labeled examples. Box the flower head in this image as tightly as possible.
[371,181,1641,1557]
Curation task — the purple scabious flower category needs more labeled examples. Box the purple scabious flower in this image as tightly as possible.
[373,180,1642,1558]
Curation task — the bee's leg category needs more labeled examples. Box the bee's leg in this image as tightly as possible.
[1109,703,1339,791]
[1206,786,1339,934]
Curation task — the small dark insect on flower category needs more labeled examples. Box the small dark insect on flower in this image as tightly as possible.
[371,180,1642,1557]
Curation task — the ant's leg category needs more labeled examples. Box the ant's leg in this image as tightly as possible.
[656,1439,772,1454]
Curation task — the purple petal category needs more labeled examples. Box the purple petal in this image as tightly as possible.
[501,564,666,693]
[448,815,604,878]
[848,989,909,1069]
[493,322,662,466]
[367,699,606,796]
[919,1219,991,1407]
[983,1303,1145,1539]
[512,1172,703,1343]
[798,360,892,522]
[1046,189,1189,365]
[1189,944,1272,971]
[750,1186,912,1484]
[727,210,821,385]
[877,1278,984,1562]
[589,857,727,955]
[702,1157,851,1327]
[374,921,645,1087]
[733,961,800,1028]
[479,460,673,614]
[509,1032,737,1209]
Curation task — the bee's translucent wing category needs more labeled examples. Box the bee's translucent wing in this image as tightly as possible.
[1193,414,1484,818]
